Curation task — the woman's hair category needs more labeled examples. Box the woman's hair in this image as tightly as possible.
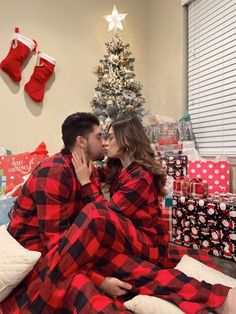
[106,114,166,196]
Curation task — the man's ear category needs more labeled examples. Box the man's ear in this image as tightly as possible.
[75,136,87,149]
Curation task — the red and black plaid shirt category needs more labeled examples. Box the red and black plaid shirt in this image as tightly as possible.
[8,148,100,256]
[81,161,167,238]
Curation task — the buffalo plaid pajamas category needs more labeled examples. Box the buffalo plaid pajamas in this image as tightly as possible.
[27,203,229,314]
[1,156,230,313]
[17,239,229,313]
[1,149,106,311]
[35,162,170,291]
[81,161,170,265]
[94,251,229,314]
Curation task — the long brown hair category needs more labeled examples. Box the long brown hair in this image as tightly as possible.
[106,114,166,196]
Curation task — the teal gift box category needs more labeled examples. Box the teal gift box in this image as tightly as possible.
[0,175,6,195]
[164,196,173,207]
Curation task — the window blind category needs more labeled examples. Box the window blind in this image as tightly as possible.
[187,0,236,155]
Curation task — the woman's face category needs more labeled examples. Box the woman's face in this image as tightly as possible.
[106,126,121,159]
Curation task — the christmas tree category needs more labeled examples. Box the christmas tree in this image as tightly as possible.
[91,6,145,134]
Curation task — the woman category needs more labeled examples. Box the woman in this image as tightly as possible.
[70,113,169,266]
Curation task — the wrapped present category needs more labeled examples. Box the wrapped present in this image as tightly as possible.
[0,142,48,195]
[159,137,178,146]
[188,160,230,193]
[177,112,195,141]
[182,141,195,149]
[172,195,236,262]
[156,155,188,179]
[162,197,174,240]
[155,137,182,155]
[173,176,190,196]
[164,176,174,196]
[0,175,6,195]
[0,147,12,156]
[161,205,172,241]
[177,121,195,141]
[207,193,236,205]
[0,197,16,225]
[174,176,208,198]
[164,196,173,207]
[187,178,208,199]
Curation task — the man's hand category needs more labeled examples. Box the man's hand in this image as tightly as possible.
[100,277,132,298]
[72,150,92,186]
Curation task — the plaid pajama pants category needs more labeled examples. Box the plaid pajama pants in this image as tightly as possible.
[1,203,230,313]
[46,203,167,279]
[27,203,229,314]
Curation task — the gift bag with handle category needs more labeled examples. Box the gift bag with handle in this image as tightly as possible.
[0,142,48,196]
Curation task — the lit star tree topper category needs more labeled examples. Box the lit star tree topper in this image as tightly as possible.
[103,5,127,32]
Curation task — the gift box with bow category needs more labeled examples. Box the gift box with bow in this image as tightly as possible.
[173,176,190,196]
[187,178,208,199]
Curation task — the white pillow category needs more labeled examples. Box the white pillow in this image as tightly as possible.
[124,295,184,314]
[0,225,41,302]
[174,254,236,287]
[124,255,236,314]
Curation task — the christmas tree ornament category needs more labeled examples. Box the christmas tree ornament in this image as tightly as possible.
[110,54,119,65]
[103,5,127,32]
[105,116,112,125]
[106,99,113,107]
[123,53,129,61]
[0,27,37,82]
[126,104,133,111]
[93,93,99,100]
[94,65,104,76]
[24,52,56,102]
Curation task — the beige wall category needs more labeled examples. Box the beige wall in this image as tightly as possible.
[0,0,186,153]
[147,0,187,119]
[0,0,149,155]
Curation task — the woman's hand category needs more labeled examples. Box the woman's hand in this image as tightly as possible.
[72,150,93,186]
[100,277,132,298]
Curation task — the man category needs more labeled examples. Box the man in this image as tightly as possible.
[8,112,104,255]
[2,112,131,314]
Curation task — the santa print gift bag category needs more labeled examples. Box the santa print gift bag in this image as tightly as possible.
[188,160,230,194]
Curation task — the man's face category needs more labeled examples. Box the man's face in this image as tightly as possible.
[85,125,104,161]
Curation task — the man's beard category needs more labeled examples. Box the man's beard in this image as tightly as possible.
[86,145,104,162]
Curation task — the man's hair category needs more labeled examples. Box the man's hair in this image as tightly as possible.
[62,112,99,149]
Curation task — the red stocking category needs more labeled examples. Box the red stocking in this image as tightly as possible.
[24,52,56,102]
[0,27,37,82]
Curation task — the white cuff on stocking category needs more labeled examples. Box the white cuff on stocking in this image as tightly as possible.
[12,33,36,51]
[39,53,56,65]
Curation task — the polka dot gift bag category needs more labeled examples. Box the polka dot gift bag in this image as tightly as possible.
[188,160,230,194]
